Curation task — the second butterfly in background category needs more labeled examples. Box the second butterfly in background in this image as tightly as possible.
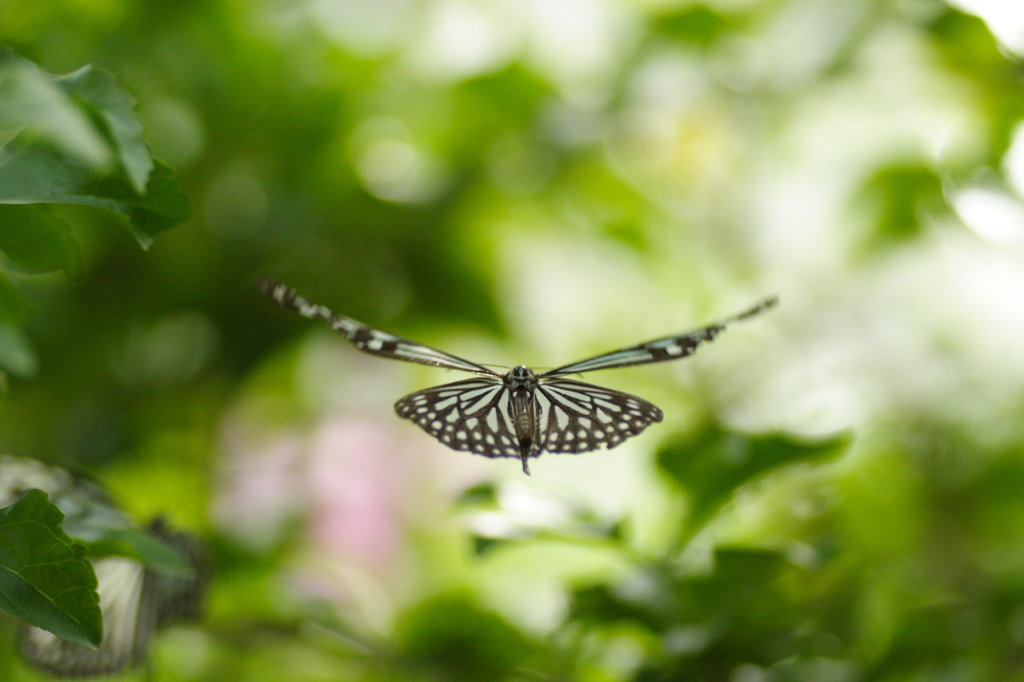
[0,456,207,678]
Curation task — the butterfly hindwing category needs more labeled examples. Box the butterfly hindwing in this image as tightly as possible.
[535,379,663,454]
[394,379,522,459]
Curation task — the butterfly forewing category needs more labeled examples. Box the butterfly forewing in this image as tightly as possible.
[542,297,778,377]
[541,328,721,376]
[261,277,498,376]
[535,379,663,454]
[394,379,522,458]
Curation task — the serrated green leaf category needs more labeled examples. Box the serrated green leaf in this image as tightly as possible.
[657,425,850,534]
[0,321,38,378]
[0,138,189,249]
[58,65,152,194]
[0,53,187,250]
[0,204,81,276]
[0,50,112,170]
[0,489,101,649]
[87,158,190,249]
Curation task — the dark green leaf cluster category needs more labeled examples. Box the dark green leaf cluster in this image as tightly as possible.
[0,51,188,379]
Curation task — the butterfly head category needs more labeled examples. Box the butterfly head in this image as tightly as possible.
[504,365,536,392]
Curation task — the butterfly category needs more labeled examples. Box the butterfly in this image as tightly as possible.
[0,457,206,677]
[261,277,776,474]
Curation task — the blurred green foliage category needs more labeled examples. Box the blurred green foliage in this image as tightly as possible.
[3,0,1024,680]
[657,425,850,539]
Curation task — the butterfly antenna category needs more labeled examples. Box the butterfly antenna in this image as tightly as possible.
[725,295,779,324]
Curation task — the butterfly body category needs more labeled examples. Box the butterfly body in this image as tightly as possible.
[261,277,776,474]
[506,365,538,470]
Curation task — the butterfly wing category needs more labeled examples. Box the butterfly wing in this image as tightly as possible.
[147,517,207,627]
[395,378,664,460]
[394,378,523,459]
[542,297,777,377]
[265,279,776,472]
[19,519,206,677]
[20,557,154,677]
[534,378,663,454]
[261,277,498,376]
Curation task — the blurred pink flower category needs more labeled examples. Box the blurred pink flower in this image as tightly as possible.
[213,433,305,549]
[305,415,406,567]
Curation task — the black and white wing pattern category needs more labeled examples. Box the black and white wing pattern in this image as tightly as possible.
[394,378,521,458]
[542,296,777,377]
[262,278,777,473]
[394,377,664,459]
[260,277,498,377]
[534,379,663,454]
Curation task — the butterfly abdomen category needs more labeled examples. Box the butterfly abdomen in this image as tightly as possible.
[504,366,541,472]
[512,394,534,449]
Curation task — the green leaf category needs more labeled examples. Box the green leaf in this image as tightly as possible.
[568,549,790,633]
[0,50,112,170]
[0,53,188,249]
[0,321,38,378]
[453,482,499,509]
[471,536,508,556]
[0,204,81,276]
[395,590,537,682]
[90,158,191,249]
[927,9,1024,165]
[858,164,949,250]
[569,582,662,629]
[654,5,727,48]
[0,271,33,326]
[92,527,194,577]
[58,65,152,194]
[0,137,189,249]
[0,489,101,649]
[657,424,850,533]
